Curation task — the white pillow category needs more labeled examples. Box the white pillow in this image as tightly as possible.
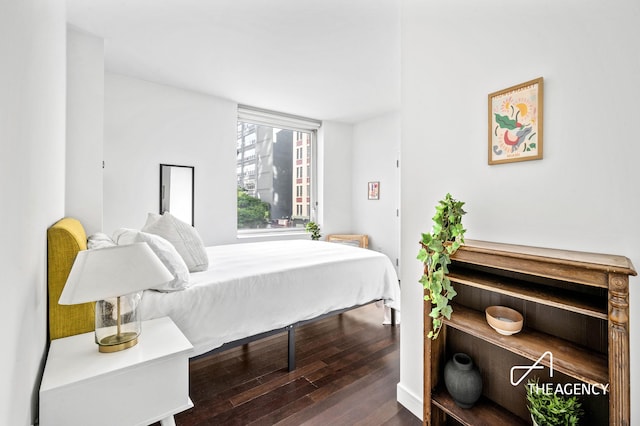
[142,212,209,272]
[87,232,117,250]
[112,228,190,292]
[144,213,161,227]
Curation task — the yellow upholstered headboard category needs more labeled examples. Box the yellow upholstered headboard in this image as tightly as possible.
[47,217,95,340]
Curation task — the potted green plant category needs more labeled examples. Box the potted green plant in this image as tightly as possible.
[526,378,583,426]
[417,193,466,339]
[305,221,321,240]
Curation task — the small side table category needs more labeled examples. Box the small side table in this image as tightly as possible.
[40,317,193,426]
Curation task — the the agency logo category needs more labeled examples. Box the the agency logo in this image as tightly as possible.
[510,351,553,386]
[510,351,609,396]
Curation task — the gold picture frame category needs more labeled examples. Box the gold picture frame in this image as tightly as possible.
[488,77,543,165]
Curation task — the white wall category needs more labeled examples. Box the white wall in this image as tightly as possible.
[66,27,104,235]
[100,72,361,246]
[0,0,66,424]
[317,122,354,236]
[399,0,640,421]
[103,74,238,245]
[352,112,400,264]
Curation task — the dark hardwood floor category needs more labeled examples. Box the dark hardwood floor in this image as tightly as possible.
[164,303,420,426]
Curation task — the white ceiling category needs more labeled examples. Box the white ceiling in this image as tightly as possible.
[66,0,401,124]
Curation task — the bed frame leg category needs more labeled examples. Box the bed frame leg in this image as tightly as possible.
[288,325,296,371]
[391,308,396,326]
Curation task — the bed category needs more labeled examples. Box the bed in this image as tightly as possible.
[47,217,400,370]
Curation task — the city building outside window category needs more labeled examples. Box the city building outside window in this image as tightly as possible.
[236,106,320,235]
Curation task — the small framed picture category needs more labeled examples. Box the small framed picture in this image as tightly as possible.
[488,77,543,165]
[368,181,380,200]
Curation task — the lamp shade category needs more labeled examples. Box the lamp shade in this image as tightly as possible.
[59,243,173,305]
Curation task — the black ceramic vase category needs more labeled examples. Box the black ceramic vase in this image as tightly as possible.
[444,353,482,408]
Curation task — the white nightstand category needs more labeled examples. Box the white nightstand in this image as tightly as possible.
[40,317,194,426]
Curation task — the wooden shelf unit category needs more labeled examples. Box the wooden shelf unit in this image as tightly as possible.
[423,240,636,426]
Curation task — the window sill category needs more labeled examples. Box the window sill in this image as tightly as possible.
[236,228,310,242]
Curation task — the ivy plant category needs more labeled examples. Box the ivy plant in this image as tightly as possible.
[305,221,321,240]
[417,193,466,340]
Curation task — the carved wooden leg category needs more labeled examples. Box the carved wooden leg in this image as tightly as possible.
[608,274,630,426]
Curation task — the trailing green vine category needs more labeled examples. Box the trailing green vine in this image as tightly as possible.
[417,193,466,339]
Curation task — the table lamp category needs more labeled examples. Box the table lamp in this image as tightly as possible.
[59,242,173,353]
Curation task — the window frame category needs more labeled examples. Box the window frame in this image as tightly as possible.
[236,105,320,237]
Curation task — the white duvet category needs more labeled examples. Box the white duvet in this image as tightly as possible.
[140,240,400,356]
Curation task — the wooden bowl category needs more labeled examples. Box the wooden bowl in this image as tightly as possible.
[485,306,523,335]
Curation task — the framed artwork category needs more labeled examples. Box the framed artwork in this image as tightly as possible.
[488,77,543,165]
[368,181,380,200]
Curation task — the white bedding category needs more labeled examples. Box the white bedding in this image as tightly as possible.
[140,240,400,356]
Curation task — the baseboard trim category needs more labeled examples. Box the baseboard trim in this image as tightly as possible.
[396,382,423,421]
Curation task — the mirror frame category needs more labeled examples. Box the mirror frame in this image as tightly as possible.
[159,164,195,226]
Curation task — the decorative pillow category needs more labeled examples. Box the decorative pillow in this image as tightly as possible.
[112,228,190,292]
[142,212,209,272]
[144,213,161,228]
[87,232,117,250]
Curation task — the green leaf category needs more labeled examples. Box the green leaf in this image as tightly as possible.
[432,222,442,235]
[446,243,457,255]
[417,248,428,262]
[436,294,449,309]
[430,306,441,318]
[442,277,453,292]
[494,113,518,130]
[428,239,443,252]
[441,304,453,319]
[446,286,457,299]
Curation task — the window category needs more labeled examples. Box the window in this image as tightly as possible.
[236,106,320,234]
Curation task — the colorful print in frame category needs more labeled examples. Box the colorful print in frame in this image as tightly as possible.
[488,77,543,165]
[368,181,380,200]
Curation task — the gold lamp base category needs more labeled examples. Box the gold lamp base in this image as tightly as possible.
[98,331,139,353]
[95,294,143,353]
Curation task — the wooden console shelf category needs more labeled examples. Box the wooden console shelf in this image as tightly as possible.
[448,270,607,319]
[423,240,636,426]
[431,387,528,426]
[446,304,609,386]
